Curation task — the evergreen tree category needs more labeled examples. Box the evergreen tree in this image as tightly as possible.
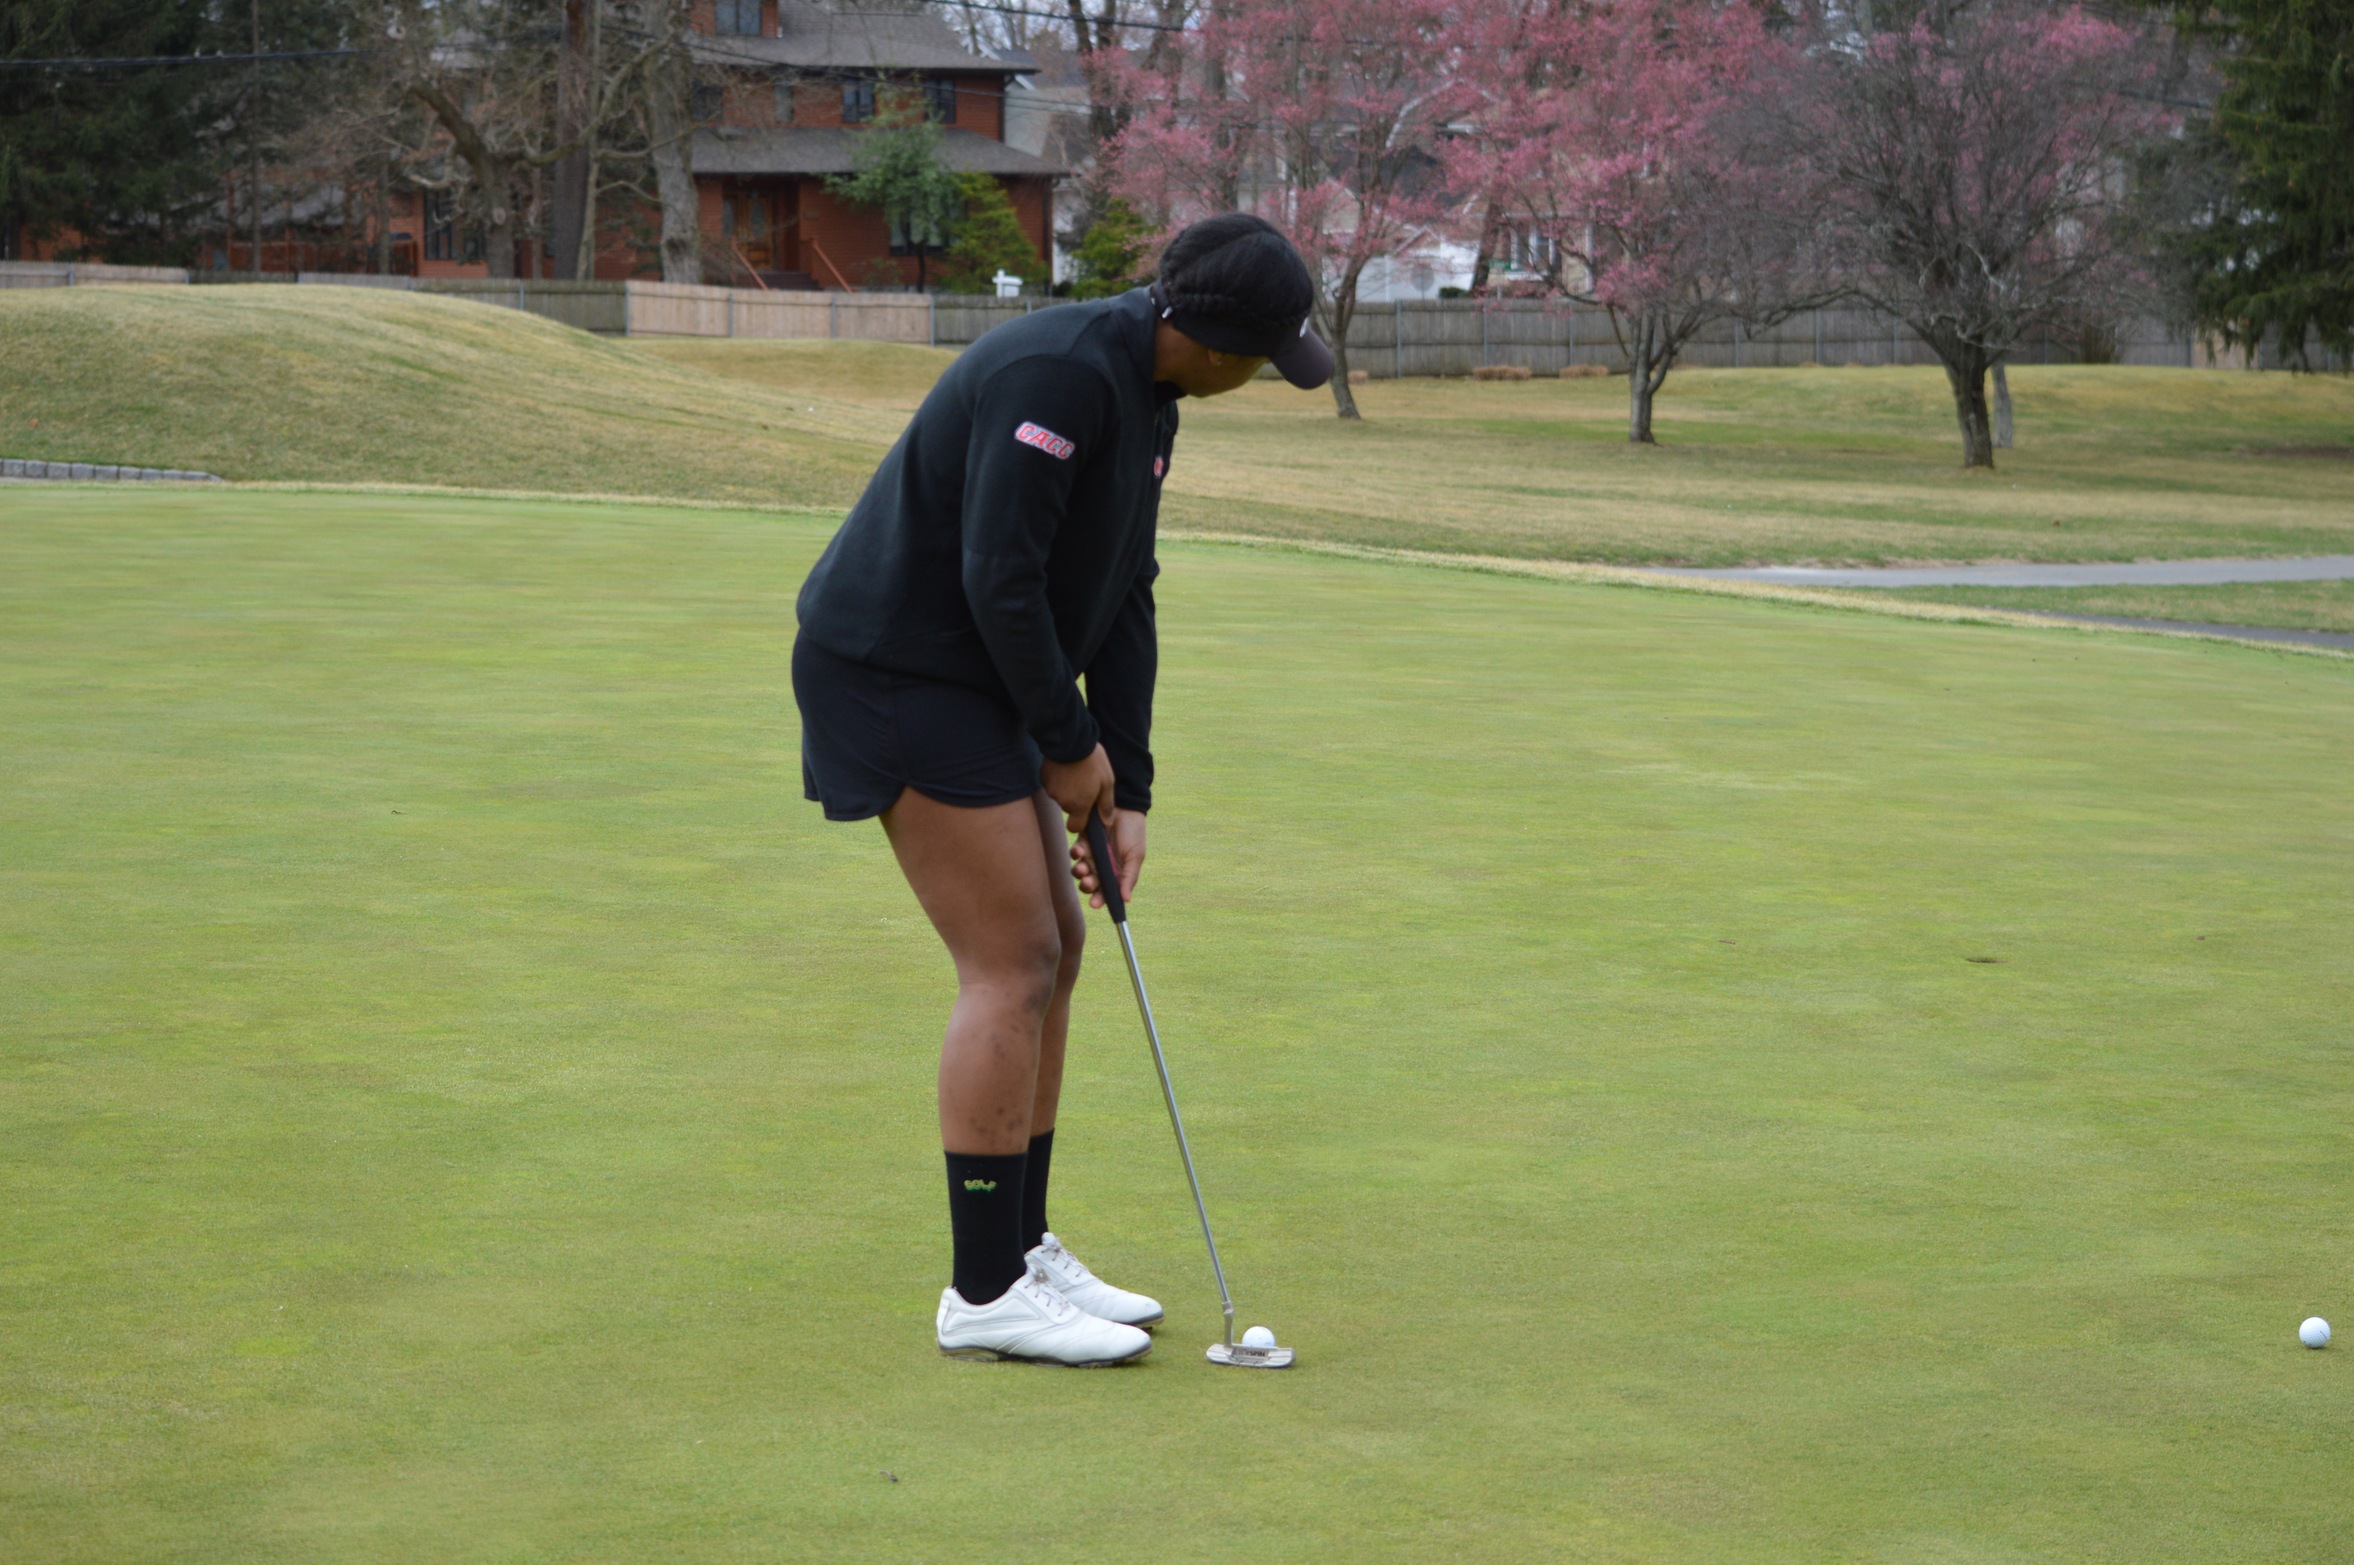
[0,2,214,261]
[0,1,358,265]
[2187,0,2354,362]
[934,173,1040,294]
[1067,198,1149,299]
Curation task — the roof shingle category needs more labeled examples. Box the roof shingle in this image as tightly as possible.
[689,1,1018,73]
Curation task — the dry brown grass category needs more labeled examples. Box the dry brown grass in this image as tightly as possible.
[9,287,2352,568]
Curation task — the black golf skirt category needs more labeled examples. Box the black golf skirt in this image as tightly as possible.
[792,634,1044,822]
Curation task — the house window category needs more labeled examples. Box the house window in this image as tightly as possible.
[773,73,794,123]
[841,74,875,124]
[713,0,760,36]
[923,77,957,124]
[691,81,724,123]
[424,191,456,261]
[423,193,486,265]
[887,206,950,257]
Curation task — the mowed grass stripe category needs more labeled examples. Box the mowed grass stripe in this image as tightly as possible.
[2,487,2350,1562]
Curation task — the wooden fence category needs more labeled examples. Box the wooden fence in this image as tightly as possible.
[0,261,193,287]
[415,279,1030,345]
[8,260,2338,370]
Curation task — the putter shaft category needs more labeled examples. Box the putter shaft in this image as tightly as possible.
[1109,917,1236,1348]
[1086,816,1237,1348]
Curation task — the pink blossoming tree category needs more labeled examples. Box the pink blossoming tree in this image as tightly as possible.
[1455,0,1821,443]
[1104,0,1468,419]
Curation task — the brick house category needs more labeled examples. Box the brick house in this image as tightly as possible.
[688,1,1065,290]
[377,1,1061,287]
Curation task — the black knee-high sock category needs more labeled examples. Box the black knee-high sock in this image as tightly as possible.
[944,1151,1028,1305]
[1022,1129,1055,1253]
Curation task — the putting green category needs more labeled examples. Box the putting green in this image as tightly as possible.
[4,487,2350,1562]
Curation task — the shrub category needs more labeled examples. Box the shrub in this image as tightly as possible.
[933,174,1042,295]
[1069,200,1153,299]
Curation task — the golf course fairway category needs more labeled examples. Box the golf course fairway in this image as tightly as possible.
[4,486,2349,1562]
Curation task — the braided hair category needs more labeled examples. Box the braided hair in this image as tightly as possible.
[1150,214,1316,353]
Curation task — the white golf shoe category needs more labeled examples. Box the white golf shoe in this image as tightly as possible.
[1024,1233,1165,1330]
[936,1272,1153,1366]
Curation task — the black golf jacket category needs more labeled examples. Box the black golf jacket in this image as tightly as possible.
[795,287,1178,813]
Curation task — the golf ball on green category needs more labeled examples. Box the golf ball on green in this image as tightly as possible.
[1241,1326,1277,1349]
[2300,1317,2330,1349]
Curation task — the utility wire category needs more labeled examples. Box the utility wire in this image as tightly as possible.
[0,48,371,73]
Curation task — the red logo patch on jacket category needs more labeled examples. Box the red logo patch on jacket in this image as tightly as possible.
[1014,421,1076,461]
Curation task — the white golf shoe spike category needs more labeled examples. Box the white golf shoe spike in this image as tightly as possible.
[1025,1233,1166,1329]
[936,1273,1153,1366]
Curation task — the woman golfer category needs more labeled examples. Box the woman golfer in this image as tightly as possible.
[793,214,1332,1365]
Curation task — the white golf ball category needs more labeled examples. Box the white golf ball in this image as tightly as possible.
[1241,1325,1277,1349]
[2300,1316,2331,1349]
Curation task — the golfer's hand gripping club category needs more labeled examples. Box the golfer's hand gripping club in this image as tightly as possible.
[1084,814,1130,924]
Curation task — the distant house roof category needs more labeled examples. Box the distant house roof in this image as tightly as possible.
[694,127,1067,179]
[690,1,1020,74]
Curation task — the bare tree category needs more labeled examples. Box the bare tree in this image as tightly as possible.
[1785,1,2166,467]
[367,0,570,279]
[549,0,602,279]
[619,0,700,283]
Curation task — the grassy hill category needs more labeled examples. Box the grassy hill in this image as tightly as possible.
[7,285,2354,569]
[0,285,893,508]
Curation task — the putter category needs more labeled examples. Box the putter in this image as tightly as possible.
[1084,815,1294,1370]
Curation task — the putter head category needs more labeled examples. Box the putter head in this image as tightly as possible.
[1206,1341,1296,1369]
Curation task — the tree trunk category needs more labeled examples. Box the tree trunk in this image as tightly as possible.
[1940,350,1997,468]
[1205,2,1238,210]
[550,0,600,280]
[374,160,391,275]
[1468,195,1503,294]
[248,0,263,272]
[1992,360,2013,449]
[1325,272,1363,420]
[1327,325,1361,417]
[1067,2,1129,149]
[640,6,702,284]
[485,186,517,280]
[1628,369,1657,443]
[1626,313,1668,444]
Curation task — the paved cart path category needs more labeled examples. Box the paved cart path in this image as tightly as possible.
[1657,556,2354,588]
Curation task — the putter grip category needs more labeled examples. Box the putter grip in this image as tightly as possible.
[1084,814,1128,924]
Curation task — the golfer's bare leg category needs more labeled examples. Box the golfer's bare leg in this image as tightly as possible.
[881,788,1082,1155]
[1026,790,1086,1138]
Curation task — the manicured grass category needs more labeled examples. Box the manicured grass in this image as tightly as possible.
[1869,579,2354,634]
[5,285,2351,567]
[6,486,2352,1562]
